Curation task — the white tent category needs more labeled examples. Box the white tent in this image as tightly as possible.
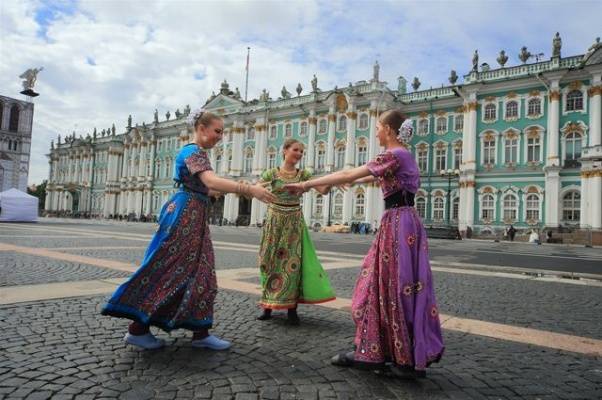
[0,188,39,222]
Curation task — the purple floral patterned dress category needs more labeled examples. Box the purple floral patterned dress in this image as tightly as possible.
[351,147,444,371]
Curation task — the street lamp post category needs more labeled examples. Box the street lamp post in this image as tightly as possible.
[440,168,460,226]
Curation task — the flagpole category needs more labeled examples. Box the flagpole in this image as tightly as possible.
[244,47,250,102]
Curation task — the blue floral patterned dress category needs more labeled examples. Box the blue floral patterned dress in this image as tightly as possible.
[101,143,217,331]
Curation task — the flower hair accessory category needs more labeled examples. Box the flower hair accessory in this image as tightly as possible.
[397,119,413,143]
[186,108,205,127]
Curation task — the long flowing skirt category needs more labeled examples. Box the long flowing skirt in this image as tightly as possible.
[351,206,444,370]
[258,204,335,309]
[101,190,216,331]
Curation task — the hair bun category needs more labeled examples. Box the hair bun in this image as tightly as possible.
[187,108,205,127]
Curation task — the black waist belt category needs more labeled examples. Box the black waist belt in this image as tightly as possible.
[384,191,415,209]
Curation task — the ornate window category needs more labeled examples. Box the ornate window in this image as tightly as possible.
[505,101,518,119]
[335,145,345,169]
[566,90,583,111]
[285,123,292,138]
[454,114,464,132]
[526,194,540,221]
[415,197,426,218]
[483,136,496,165]
[417,146,428,172]
[315,143,326,171]
[299,152,306,169]
[246,128,255,141]
[527,98,541,116]
[354,191,365,218]
[315,194,323,217]
[243,147,253,173]
[481,194,494,221]
[269,125,277,139]
[300,122,308,137]
[452,197,460,221]
[562,191,580,223]
[504,135,518,164]
[338,115,347,131]
[357,139,368,166]
[435,145,447,172]
[436,117,447,134]
[358,113,369,130]
[527,136,541,163]
[453,143,462,170]
[503,194,517,222]
[267,147,277,169]
[565,132,582,162]
[318,119,327,134]
[418,119,428,135]
[9,105,19,132]
[433,196,444,221]
[484,103,496,121]
[333,192,343,218]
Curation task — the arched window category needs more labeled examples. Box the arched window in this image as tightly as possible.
[453,143,462,170]
[227,153,232,172]
[318,119,327,134]
[9,105,19,132]
[433,197,444,221]
[357,140,368,166]
[314,194,323,217]
[418,119,428,135]
[503,194,517,222]
[565,132,582,161]
[566,90,583,111]
[338,115,347,131]
[483,137,496,165]
[417,147,428,172]
[267,147,277,169]
[358,113,369,130]
[335,146,345,169]
[481,194,494,221]
[436,117,447,133]
[246,128,255,141]
[528,98,541,116]
[269,126,277,139]
[562,191,580,223]
[243,147,253,173]
[527,135,541,162]
[484,103,496,121]
[505,101,518,119]
[526,194,540,221]
[435,145,447,172]
[299,152,306,169]
[354,192,365,218]
[415,197,426,218]
[285,123,292,138]
[300,122,308,137]
[333,192,343,218]
[504,135,518,164]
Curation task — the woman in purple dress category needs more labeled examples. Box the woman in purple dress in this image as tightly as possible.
[285,110,444,377]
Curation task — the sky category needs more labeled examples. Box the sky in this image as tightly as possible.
[1,0,601,184]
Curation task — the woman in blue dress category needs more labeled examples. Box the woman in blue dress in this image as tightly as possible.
[101,110,276,350]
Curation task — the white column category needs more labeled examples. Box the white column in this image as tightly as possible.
[459,96,478,232]
[223,193,232,222]
[252,118,266,175]
[591,174,602,229]
[231,122,244,177]
[544,167,561,227]
[259,202,267,224]
[138,144,146,177]
[344,105,357,168]
[326,107,336,172]
[250,197,260,226]
[581,172,590,228]
[306,110,317,172]
[546,82,561,167]
[230,195,240,222]
[365,107,379,225]
[303,192,312,224]
[343,190,353,224]
[588,75,601,147]
[322,192,331,226]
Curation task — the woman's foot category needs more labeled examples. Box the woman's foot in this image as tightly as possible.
[191,335,231,350]
[123,332,165,350]
[257,308,272,321]
[331,351,355,367]
[286,309,300,326]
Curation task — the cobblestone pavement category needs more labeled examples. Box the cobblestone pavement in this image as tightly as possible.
[244,267,602,340]
[1,292,601,400]
[0,220,601,399]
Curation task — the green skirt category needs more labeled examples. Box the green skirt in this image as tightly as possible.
[258,204,335,309]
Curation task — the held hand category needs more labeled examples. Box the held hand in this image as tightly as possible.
[283,183,305,195]
[250,185,277,203]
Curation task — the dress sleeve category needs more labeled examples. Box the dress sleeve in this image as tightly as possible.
[300,169,312,181]
[367,151,399,178]
[185,150,213,176]
[260,169,274,182]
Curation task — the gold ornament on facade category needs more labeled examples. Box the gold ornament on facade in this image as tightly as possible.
[454,141,463,149]
[336,94,348,112]
[417,143,428,150]
[328,114,337,122]
[369,109,377,116]
[549,91,561,101]
[436,142,446,149]
[483,186,493,193]
[346,112,357,120]
[526,186,539,194]
[467,102,479,111]
[563,122,583,135]
[308,117,317,125]
[419,111,428,118]
[485,96,496,102]
[587,85,602,96]
[568,81,583,90]
[506,91,518,99]
[436,110,446,117]
[526,128,540,139]
[484,132,495,141]
[529,90,541,97]
[456,106,465,114]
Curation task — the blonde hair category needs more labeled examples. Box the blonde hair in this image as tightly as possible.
[282,138,304,159]
[194,111,221,130]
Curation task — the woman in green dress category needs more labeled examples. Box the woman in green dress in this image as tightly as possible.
[257,139,336,325]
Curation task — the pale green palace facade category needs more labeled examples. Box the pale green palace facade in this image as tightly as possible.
[45,35,602,236]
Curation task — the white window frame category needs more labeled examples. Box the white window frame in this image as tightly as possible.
[434,142,448,172]
[526,95,543,119]
[318,119,327,135]
[502,192,518,223]
[338,115,347,132]
[454,114,464,133]
[480,130,498,167]
[415,142,429,173]
[452,140,462,170]
[432,195,445,222]
[417,118,429,136]
[269,125,277,140]
[502,129,520,165]
[300,121,308,137]
[523,191,542,224]
[503,99,520,121]
[285,123,293,138]
[562,86,588,115]
[482,101,497,123]
[354,191,365,218]
[436,116,447,134]
[358,113,369,130]
[415,196,426,218]
[560,187,581,224]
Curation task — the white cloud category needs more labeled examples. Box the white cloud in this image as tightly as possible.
[0,0,600,184]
